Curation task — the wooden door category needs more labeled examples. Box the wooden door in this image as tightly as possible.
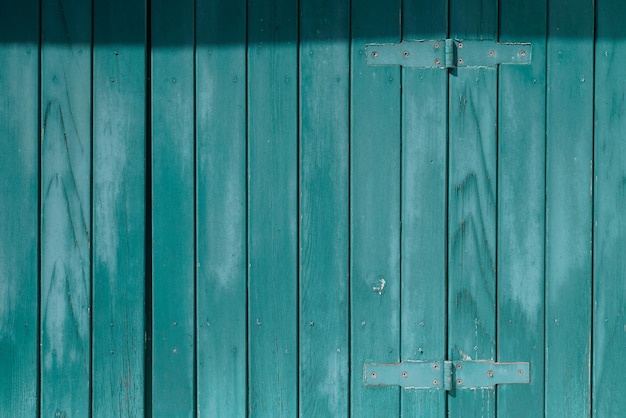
[1,0,626,417]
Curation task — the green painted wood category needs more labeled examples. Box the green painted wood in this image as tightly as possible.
[247,0,298,415]
[298,0,350,416]
[447,0,498,416]
[0,1,39,416]
[40,0,92,415]
[195,1,247,416]
[151,0,196,415]
[545,1,594,416]
[92,0,146,416]
[350,1,401,416]
[593,3,626,416]
[399,0,447,416]
[497,1,546,417]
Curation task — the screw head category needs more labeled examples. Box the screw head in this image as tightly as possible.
[434,43,440,49]
[487,370,494,378]
[433,363,440,370]
[434,58,441,65]
[371,51,378,58]
[456,363,463,370]
[458,42,464,49]
[456,379,463,385]
[518,369,524,376]
[520,50,526,57]
[403,51,409,57]
[402,371,408,378]
[433,379,439,386]
[371,371,377,379]
[488,50,495,57]
[458,58,464,65]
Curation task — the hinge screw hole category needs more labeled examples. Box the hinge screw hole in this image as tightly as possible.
[371,372,377,379]
[458,58,464,65]
[433,379,439,386]
[519,50,526,57]
[434,58,441,65]
[403,51,409,57]
[402,371,408,378]
[518,369,524,376]
[371,51,378,58]
[488,50,495,57]
[456,364,462,370]
[456,379,463,385]
[458,42,464,49]
[487,370,494,378]
[432,364,439,370]
[434,43,440,49]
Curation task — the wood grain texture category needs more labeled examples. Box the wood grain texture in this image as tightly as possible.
[298,0,350,416]
[400,0,448,416]
[593,2,626,416]
[447,1,498,416]
[0,1,39,416]
[92,0,146,416]
[247,0,298,415]
[151,0,196,415]
[40,0,92,415]
[195,1,247,416]
[350,1,402,416]
[545,1,594,416]
[497,1,547,417]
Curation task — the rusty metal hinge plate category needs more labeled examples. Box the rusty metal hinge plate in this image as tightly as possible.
[364,360,530,390]
[365,39,531,68]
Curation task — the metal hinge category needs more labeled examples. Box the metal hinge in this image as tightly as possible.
[365,39,531,68]
[364,360,529,390]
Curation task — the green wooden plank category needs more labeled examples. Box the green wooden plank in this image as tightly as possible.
[247,0,298,415]
[299,0,350,416]
[151,0,196,415]
[447,1,498,416]
[350,1,401,416]
[545,1,594,416]
[593,3,626,416]
[0,1,39,416]
[195,1,247,416]
[40,0,92,415]
[399,0,447,417]
[497,1,547,417]
[92,0,146,416]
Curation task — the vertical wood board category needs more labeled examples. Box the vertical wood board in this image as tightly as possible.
[40,0,92,414]
[151,0,196,415]
[195,1,247,417]
[298,0,350,416]
[545,1,594,416]
[593,1,626,416]
[350,1,402,416]
[497,0,547,417]
[247,0,298,415]
[447,0,498,416]
[92,0,146,415]
[399,0,448,416]
[0,1,40,415]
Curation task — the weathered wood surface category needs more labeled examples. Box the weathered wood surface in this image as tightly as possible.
[195,1,247,416]
[299,0,350,416]
[247,0,298,416]
[0,1,39,416]
[545,1,594,416]
[40,0,92,414]
[400,0,448,416]
[497,1,547,417]
[151,0,195,415]
[92,0,146,415]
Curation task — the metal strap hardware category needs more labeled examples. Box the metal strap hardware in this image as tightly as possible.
[365,39,532,68]
[364,360,530,390]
